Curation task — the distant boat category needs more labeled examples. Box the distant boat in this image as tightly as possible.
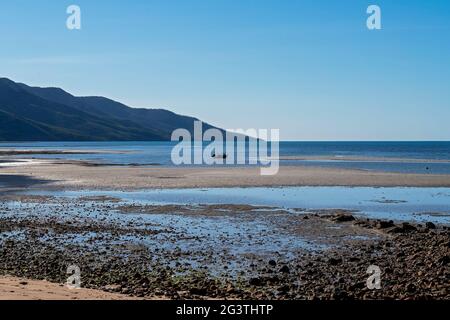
[212,152,227,159]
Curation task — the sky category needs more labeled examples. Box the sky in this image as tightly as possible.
[1,0,449,141]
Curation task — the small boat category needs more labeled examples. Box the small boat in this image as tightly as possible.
[212,152,227,159]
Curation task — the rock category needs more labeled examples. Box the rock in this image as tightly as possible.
[177,290,190,297]
[438,255,450,266]
[249,277,264,286]
[425,222,436,229]
[268,260,277,267]
[406,283,416,293]
[387,226,404,234]
[279,265,290,274]
[387,223,417,234]
[189,287,207,295]
[104,284,121,292]
[226,284,235,293]
[376,220,394,229]
[328,257,342,265]
[277,285,289,293]
[401,222,417,232]
[331,288,348,300]
[333,214,355,222]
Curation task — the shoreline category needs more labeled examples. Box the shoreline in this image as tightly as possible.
[0,149,132,155]
[279,155,450,163]
[1,160,450,191]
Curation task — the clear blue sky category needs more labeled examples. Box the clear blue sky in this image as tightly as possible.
[1,0,449,140]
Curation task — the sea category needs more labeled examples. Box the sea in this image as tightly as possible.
[1,141,450,174]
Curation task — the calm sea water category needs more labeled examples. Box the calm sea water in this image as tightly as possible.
[1,141,450,174]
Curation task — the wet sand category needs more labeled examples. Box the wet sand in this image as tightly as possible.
[1,160,450,191]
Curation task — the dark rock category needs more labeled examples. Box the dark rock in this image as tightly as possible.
[438,255,450,266]
[387,223,417,234]
[268,260,277,267]
[376,220,394,229]
[425,222,436,229]
[406,283,416,293]
[279,265,290,274]
[401,222,417,232]
[387,226,404,234]
[333,214,355,222]
[249,277,264,286]
[331,288,348,300]
[277,285,289,292]
[328,257,342,265]
[189,287,207,295]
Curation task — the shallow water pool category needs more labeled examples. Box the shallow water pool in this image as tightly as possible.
[24,187,450,224]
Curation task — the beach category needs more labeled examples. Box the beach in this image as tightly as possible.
[0,154,449,300]
[0,276,138,300]
[1,159,450,191]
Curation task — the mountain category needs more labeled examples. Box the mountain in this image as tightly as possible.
[0,77,222,141]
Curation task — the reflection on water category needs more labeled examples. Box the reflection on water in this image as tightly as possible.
[0,198,328,277]
[25,186,450,224]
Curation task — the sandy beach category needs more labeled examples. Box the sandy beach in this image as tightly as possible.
[0,276,137,300]
[1,159,450,191]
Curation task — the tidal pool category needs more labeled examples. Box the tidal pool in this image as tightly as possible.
[23,186,450,224]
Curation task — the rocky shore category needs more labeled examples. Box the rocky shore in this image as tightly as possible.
[0,195,448,300]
